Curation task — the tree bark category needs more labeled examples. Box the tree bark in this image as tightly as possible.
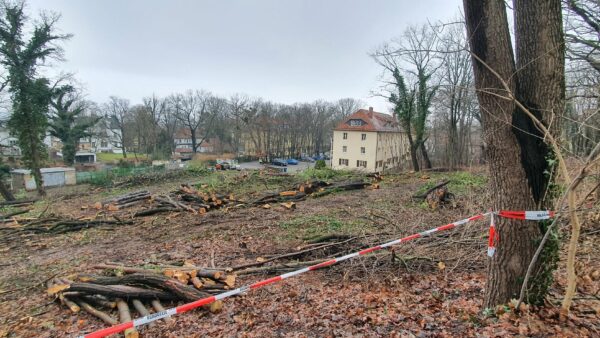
[463,0,565,307]
[465,0,534,308]
[419,142,432,169]
[0,180,15,201]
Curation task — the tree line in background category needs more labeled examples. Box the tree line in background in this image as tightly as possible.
[103,93,363,161]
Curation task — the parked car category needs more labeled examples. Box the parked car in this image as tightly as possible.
[300,156,315,162]
[286,158,299,165]
[271,158,288,166]
[313,155,325,161]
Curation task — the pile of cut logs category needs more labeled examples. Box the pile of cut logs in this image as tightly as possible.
[98,178,377,217]
[132,184,242,217]
[94,190,151,211]
[48,263,235,336]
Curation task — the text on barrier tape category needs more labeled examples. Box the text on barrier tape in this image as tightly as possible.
[498,210,555,220]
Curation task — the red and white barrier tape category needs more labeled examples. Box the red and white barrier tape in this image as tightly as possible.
[487,212,497,257]
[79,210,557,338]
[78,212,489,338]
[498,210,555,220]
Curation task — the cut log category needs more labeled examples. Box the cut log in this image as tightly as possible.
[67,283,177,301]
[77,300,118,325]
[279,191,297,197]
[131,299,154,327]
[74,273,211,302]
[150,300,175,323]
[133,207,178,217]
[190,277,203,289]
[59,294,81,313]
[102,191,150,205]
[116,299,139,338]
[280,202,296,210]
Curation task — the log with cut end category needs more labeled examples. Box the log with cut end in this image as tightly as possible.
[116,299,139,338]
[59,293,81,313]
[151,300,175,323]
[131,299,154,327]
[190,276,203,289]
[77,299,118,325]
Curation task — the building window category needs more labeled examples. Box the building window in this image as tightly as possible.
[361,133,366,140]
[343,132,348,140]
[361,147,365,154]
[349,119,364,126]
[101,141,108,147]
[339,158,348,166]
[342,146,347,152]
[356,160,367,168]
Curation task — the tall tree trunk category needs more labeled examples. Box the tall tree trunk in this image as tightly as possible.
[465,0,536,307]
[464,0,564,307]
[191,129,198,153]
[0,180,15,201]
[420,142,432,169]
[407,133,419,171]
[513,0,565,304]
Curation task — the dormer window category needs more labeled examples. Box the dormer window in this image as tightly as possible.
[348,119,365,127]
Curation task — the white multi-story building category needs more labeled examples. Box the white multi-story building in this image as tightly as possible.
[331,107,410,172]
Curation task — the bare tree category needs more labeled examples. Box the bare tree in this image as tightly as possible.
[372,24,440,170]
[142,94,166,157]
[433,22,479,168]
[172,90,216,153]
[333,98,364,119]
[564,0,600,73]
[103,96,130,158]
[228,93,249,155]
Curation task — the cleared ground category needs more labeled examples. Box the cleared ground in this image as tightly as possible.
[0,168,598,337]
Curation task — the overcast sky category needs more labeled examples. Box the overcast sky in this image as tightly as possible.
[28,0,462,113]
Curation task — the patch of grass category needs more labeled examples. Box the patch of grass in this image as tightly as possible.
[279,213,368,240]
[96,152,126,162]
[296,168,354,181]
[416,171,487,195]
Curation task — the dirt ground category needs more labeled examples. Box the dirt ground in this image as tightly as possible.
[0,169,598,337]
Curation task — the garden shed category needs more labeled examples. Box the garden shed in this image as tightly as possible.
[11,167,76,191]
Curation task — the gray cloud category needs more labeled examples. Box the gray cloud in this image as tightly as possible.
[28,0,461,112]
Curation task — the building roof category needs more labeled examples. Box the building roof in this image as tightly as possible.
[334,108,402,132]
[11,167,76,174]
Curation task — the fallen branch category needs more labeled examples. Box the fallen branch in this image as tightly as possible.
[412,180,450,199]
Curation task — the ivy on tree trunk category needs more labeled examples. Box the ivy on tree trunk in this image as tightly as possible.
[0,1,70,196]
